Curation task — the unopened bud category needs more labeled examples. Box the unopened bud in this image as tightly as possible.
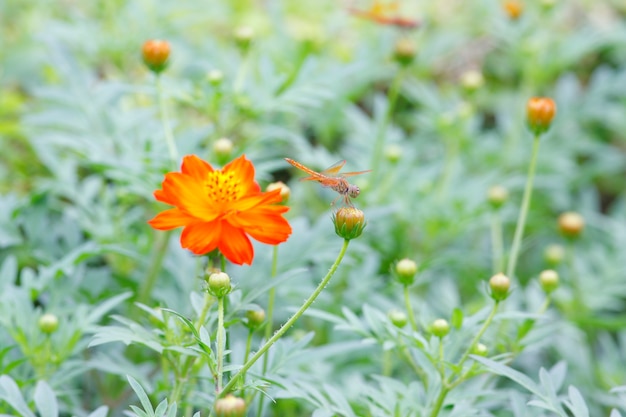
[544,244,565,266]
[245,308,266,330]
[213,138,234,164]
[472,342,488,356]
[208,271,231,298]
[393,38,416,66]
[558,212,584,239]
[539,269,559,294]
[142,40,170,74]
[214,394,246,417]
[489,273,511,301]
[266,181,290,204]
[487,185,508,209]
[207,69,224,86]
[526,97,556,136]
[503,0,524,20]
[388,310,408,328]
[234,27,254,53]
[431,319,450,338]
[333,207,366,240]
[460,70,484,93]
[39,313,59,334]
[384,144,402,163]
[395,258,418,286]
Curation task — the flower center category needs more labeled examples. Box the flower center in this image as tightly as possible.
[205,171,242,203]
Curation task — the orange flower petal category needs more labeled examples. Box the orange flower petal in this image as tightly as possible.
[230,188,283,212]
[227,207,292,245]
[223,155,261,196]
[218,222,254,265]
[181,154,214,180]
[148,208,197,230]
[160,173,219,222]
[180,221,222,255]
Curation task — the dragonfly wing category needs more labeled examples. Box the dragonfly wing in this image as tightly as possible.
[320,160,347,176]
[340,169,372,178]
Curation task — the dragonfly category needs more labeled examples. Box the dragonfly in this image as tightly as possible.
[285,158,372,206]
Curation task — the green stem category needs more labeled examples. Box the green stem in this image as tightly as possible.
[256,246,279,417]
[404,285,419,333]
[429,302,499,417]
[428,386,450,417]
[491,210,504,274]
[456,301,499,371]
[506,134,541,279]
[137,230,172,306]
[370,70,403,181]
[216,296,226,392]
[156,75,178,164]
[221,239,351,396]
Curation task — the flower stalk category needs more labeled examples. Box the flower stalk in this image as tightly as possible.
[506,133,541,279]
[220,239,351,396]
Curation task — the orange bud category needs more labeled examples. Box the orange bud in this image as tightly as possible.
[503,0,523,20]
[142,39,170,74]
[558,212,584,239]
[526,97,556,136]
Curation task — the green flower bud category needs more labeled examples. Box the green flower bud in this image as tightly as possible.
[431,318,450,338]
[395,258,418,286]
[245,308,266,330]
[387,309,408,328]
[487,185,508,209]
[544,244,565,266]
[333,207,366,240]
[472,342,488,356]
[39,313,59,334]
[208,271,231,298]
[489,273,511,302]
[207,69,224,86]
[539,269,559,294]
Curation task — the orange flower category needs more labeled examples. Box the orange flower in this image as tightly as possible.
[148,155,291,265]
[350,1,419,29]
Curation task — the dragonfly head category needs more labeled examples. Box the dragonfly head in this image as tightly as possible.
[347,185,361,199]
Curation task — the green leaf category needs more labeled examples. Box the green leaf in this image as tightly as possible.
[0,375,36,417]
[34,381,59,417]
[564,386,589,417]
[127,376,155,417]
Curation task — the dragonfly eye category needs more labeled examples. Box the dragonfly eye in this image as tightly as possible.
[349,186,360,198]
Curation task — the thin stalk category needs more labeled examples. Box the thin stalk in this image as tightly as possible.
[428,301,500,417]
[491,210,504,273]
[256,246,279,417]
[506,134,541,279]
[456,301,499,372]
[156,75,179,164]
[404,285,419,333]
[221,239,351,396]
[216,296,226,392]
[137,230,172,306]
[370,70,403,181]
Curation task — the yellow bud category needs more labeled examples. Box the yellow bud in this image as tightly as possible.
[333,207,366,240]
[558,212,584,239]
[544,244,565,266]
[214,394,246,417]
[266,181,291,204]
[387,310,408,328]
